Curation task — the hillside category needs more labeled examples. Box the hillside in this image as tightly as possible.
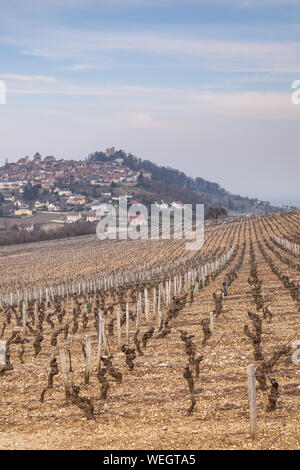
[0,149,282,246]
[88,150,279,215]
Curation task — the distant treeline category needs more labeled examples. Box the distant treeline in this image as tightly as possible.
[0,222,97,247]
[88,150,227,197]
[137,179,206,206]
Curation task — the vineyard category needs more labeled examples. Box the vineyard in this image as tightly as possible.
[0,211,300,450]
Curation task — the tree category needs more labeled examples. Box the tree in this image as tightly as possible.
[137,173,144,186]
[110,181,117,194]
[23,182,40,201]
[88,151,108,162]
[206,206,228,221]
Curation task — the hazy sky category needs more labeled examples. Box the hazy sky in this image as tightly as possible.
[0,0,300,201]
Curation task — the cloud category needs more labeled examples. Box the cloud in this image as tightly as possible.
[6,0,300,6]
[0,74,56,82]
[7,28,297,74]
[59,64,96,71]
[0,0,299,201]
[0,0,299,76]
[191,91,299,120]
[4,74,298,122]
[0,81,299,201]
[6,81,172,97]
[127,113,160,128]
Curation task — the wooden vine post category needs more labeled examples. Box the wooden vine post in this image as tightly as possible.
[209,312,214,332]
[22,302,27,335]
[136,299,140,330]
[144,287,148,323]
[59,347,71,399]
[34,301,39,325]
[126,302,130,343]
[84,336,92,385]
[96,314,103,371]
[157,285,162,329]
[247,364,258,439]
[116,306,121,348]
[153,288,157,317]
[101,318,109,356]
[0,340,6,365]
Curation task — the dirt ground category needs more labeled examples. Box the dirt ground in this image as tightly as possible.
[0,213,300,450]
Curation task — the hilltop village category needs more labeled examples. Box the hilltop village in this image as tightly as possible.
[0,148,178,234]
[0,147,283,238]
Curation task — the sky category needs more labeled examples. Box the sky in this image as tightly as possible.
[0,0,300,203]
